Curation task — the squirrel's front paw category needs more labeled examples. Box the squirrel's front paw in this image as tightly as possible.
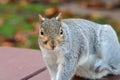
[94,65,105,73]
[92,59,112,73]
[91,59,103,73]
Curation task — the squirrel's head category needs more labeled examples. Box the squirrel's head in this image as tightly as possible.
[38,13,64,50]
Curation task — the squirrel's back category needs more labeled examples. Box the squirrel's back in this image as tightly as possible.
[61,19,102,55]
[62,19,101,29]
[62,19,102,43]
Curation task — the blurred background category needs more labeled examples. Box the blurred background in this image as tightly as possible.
[0,0,120,49]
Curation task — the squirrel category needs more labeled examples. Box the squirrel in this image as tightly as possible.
[38,13,120,80]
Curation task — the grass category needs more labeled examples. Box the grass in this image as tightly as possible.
[0,3,47,49]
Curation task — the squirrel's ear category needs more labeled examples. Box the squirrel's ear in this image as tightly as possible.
[56,13,62,21]
[38,14,45,23]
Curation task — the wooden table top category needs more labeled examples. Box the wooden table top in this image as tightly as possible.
[0,47,120,80]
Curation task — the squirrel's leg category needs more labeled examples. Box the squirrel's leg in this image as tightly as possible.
[44,57,57,80]
[93,25,116,73]
[47,64,57,80]
[56,54,78,80]
[92,59,112,73]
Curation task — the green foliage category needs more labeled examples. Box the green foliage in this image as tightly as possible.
[29,35,39,49]
[90,17,108,24]
[118,37,120,41]
[22,23,33,31]
[20,4,46,12]
[0,4,47,49]
[0,24,15,37]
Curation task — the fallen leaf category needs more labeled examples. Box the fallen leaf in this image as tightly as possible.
[45,7,59,18]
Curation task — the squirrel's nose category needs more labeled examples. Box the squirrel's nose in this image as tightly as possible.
[51,41,56,50]
[51,44,55,50]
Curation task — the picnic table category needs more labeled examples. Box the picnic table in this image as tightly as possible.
[0,47,120,80]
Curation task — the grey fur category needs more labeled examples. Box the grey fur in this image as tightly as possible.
[38,18,120,80]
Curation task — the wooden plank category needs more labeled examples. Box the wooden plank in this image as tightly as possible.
[29,69,50,80]
[0,47,45,80]
[21,67,47,80]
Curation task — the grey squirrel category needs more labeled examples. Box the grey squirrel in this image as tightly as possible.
[38,13,120,80]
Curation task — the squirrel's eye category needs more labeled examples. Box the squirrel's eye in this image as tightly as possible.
[40,29,44,36]
[60,29,63,35]
[41,31,44,35]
